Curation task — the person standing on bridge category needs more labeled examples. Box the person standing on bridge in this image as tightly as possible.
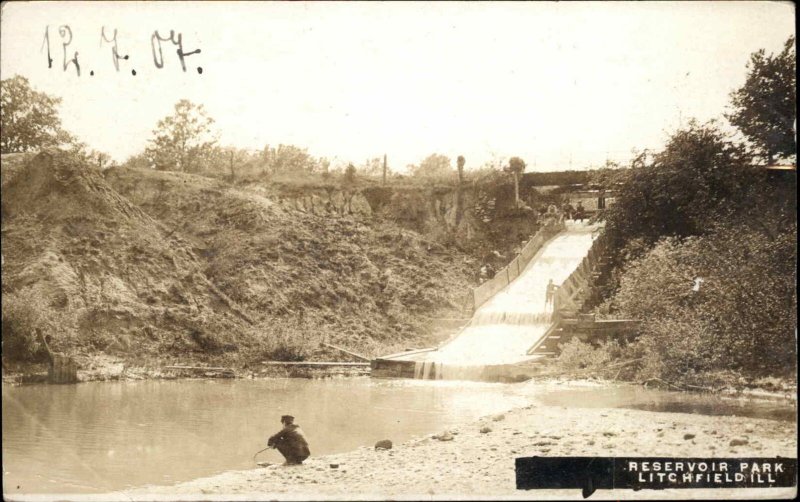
[268,415,311,465]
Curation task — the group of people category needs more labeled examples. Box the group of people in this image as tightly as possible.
[536,200,587,223]
[562,200,587,222]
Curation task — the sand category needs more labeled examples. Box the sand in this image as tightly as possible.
[109,390,796,501]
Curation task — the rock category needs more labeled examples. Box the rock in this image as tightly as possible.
[729,438,749,447]
[375,439,393,450]
[492,414,505,422]
[745,427,754,433]
[434,432,454,441]
[480,426,492,434]
[602,432,617,437]
[330,463,340,469]
[683,433,696,440]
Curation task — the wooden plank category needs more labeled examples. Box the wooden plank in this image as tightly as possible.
[164,365,233,371]
[377,347,437,360]
[260,361,370,367]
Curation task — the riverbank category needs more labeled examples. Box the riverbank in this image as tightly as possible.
[3,357,796,405]
[1,353,370,385]
[104,381,797,501]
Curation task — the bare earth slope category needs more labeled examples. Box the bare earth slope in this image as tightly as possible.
[1,151,474,373]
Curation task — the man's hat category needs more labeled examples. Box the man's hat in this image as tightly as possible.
[281,415,295,424]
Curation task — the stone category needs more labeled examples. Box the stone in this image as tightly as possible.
[729,438,749,447]
[480,426,492,434]
[433,432,454,441]
[492,414,506,422]
[330,463,340,469]
[375,439,393,450]
[683,433,696,440]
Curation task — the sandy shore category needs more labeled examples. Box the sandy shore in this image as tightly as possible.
[106,388,796,501]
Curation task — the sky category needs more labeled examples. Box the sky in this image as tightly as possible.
[0,1,795,172]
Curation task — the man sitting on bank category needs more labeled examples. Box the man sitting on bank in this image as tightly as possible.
[268,415,311,465]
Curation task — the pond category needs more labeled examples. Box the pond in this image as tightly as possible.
[2,377,529,495]
[2,378,795,495]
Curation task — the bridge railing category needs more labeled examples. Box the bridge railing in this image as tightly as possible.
[470,215,566,312]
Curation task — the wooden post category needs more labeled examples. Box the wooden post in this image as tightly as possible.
[382,154,387,185]
[48,354,78,384]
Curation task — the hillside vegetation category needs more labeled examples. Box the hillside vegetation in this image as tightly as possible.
[2,151,477,372]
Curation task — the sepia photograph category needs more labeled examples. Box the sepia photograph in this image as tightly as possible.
[1,1,796,500]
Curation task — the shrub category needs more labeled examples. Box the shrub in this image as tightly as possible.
[557,338,622,372]
[1,289,50,362]
[603,224,797,380]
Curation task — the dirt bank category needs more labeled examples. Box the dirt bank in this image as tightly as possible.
[114,385,796,501]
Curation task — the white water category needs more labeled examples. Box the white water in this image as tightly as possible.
[416,221,601,377]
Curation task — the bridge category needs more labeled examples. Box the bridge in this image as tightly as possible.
[371,218,637,381]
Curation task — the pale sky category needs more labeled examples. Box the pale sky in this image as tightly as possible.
[0,1,795,171]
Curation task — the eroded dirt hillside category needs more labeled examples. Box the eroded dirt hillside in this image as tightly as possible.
[2,151,476,372]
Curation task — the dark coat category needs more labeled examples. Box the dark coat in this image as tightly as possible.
[268,424,310,463]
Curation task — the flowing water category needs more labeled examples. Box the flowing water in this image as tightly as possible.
[415,221,601,379]
[2,379,794,495]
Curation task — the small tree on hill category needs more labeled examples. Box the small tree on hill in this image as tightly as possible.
[504,156,526,208]
[342,163,358,214]
[409,154,453,180]
[726,36,796,163]
[0,75,74,153]
[146,100,218,172]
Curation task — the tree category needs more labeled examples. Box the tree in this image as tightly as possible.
[408,153,453,179]
[0,75,73,153]
[145,100,218,172]
[260,144,319,176]
[726,36,796,163]
[504,156,526,208]
[603,121,754,264]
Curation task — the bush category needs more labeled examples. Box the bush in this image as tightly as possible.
[557,338,622,371]
[1,289,50,362]
[603,225,797,380]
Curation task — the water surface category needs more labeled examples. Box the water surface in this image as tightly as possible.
[2,378,795,496]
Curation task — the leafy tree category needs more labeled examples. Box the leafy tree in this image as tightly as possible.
[341,163,358,214]
[359,156,384,177]
[0,75,73,153]
[604,121,753,261]
[408,153,453,179]
[504,156,526,207]
[205,145,256,181]
[726,36,796,163]
[260,144,319,175]
[145,100,218,172]
[343,163,357,186]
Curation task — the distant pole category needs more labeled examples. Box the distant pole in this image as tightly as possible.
[382,154,387,185]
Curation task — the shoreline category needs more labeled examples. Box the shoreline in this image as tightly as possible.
[2,360,796,406]
[3,379,796,501]
[104,382,797,501]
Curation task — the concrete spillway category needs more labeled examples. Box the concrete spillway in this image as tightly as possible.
[412,221,601,379]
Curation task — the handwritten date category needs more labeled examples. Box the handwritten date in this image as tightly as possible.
[41,25,203,76]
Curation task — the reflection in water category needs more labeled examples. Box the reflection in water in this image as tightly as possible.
[534,385,797,422]
[2,378,527,494]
